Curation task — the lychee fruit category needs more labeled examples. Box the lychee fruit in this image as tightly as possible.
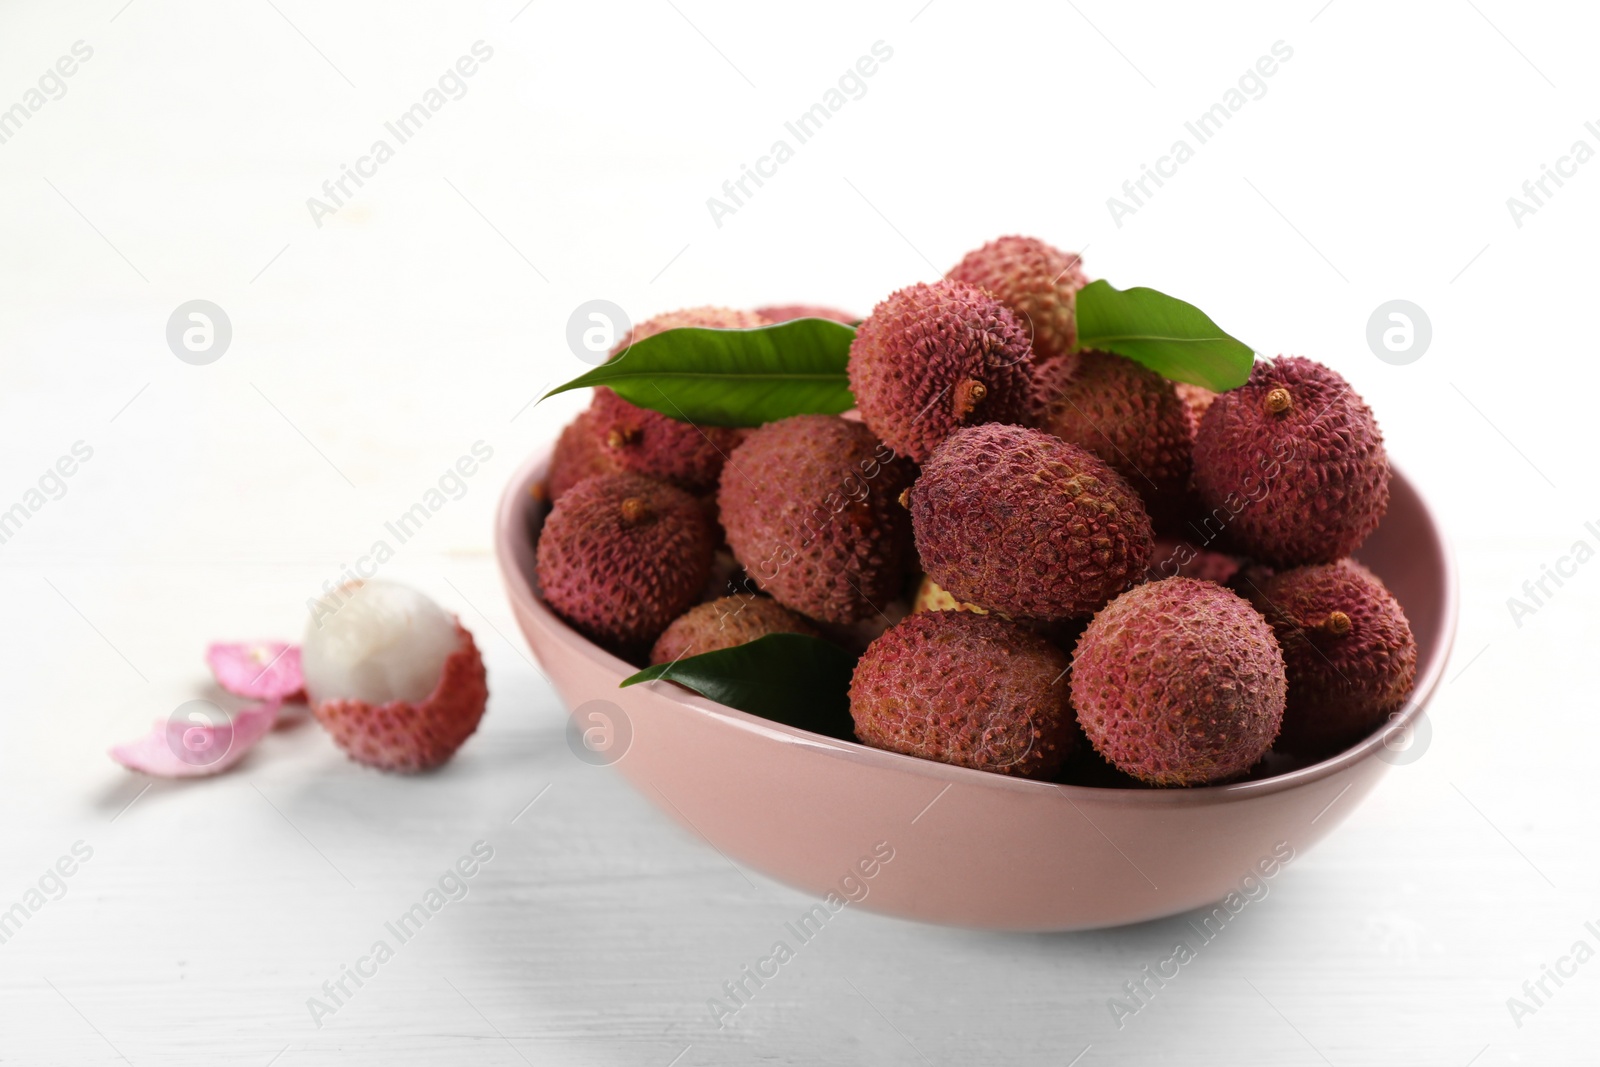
[1240,559,1417,757]
[586,387,746,497]
[1071,578,1286,786]
[717,415,914,625]
[536,473,715,652]
[907,424,1154,621]
[849,611,1076,779]
[1175,382,1218,432]
[650,595,821,665]
[546,409,622,502]
[755,304,857,325]
[847,280,1034,462]
[946,235,1089,365]
[1030,350,1194,530]
[1144,536,1243,586]
[302,580,489,772]
[612,306,768,352]
[574,306,764,499]
[1193,356,1389,566]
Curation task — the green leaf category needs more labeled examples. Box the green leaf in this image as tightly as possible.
[621,633,856,740]
[1075,280,1255,391]
[542,318,858,428]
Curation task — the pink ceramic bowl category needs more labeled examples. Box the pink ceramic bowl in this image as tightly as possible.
[495,451,1457,931]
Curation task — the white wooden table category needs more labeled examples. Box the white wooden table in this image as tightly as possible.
[2,1,1595,1062]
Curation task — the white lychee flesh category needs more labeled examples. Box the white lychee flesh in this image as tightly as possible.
[302,580,458,706]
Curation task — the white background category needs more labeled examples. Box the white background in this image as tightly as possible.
[1,0,1596,1063]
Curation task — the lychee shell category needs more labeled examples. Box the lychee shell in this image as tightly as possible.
[1193,356,1389,566]
[1242,559,1417,756]
[536,473,714,652]
[1071,578,1286,786]
[850,611,1076,779]
[909,423,1154,621]
[717,415,913,625]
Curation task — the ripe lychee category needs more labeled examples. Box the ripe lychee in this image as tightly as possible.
[536,473,715,652]
[1240,559,1417,756]
[569,306,764,499]
[847,280,1034,462]
[755,304,857,324]
[546,409,621,502]
[302,580,489,772]
[612,306,768,352]
[717,415,913,625]
[849,611,1076,779]
[946,235,1089,365]
[587,387,746,497]
[1193,356,1389,566]
[907,424,1154,621]
[650,595,821,665]
[1071,578,1286,786]
[1031,350,1194,530]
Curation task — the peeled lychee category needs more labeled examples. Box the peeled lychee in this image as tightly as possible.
[650,595,820,665]
[1241,560,1417,756]
[536,473,715,652]
[908,424,1154,621]
[946,235,1089,365]
[717,415,914,625]
[1031,350,1194,529]
[302,580,489,772]
[1193,356,1389,566]
[847,280,1034,462]
[911,575,988,616]
[850,611,1076,779]
[1071,578,1286,786]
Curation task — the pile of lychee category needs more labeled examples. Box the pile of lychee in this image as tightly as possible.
[533,236,1417,788]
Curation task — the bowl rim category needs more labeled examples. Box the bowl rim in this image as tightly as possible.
[495,446,1459,809]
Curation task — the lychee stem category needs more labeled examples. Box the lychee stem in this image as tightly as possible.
[953,378,988,418]
[618,497,653,525]
[1264,387,1293,415]
[1317,610,1352,636]
[897,488,912,510]
[606,427,641,449]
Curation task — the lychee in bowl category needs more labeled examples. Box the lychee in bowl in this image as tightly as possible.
[495,449,1456,931]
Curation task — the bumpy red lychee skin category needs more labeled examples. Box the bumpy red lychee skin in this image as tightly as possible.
[755,304,857,324]
[1193,356,1389,567]
[947,235,1089,365]
[312,623,489,773]
[909,424,1155,621]
[1241,560,1417,757]
[649,595,820,665]
[847,280,1035,463]
[546,409,622,502]
[1071,578,1286,786]
[612,306,769,352]
[1144,536,1243,586]
[850,611,1076,779]
[718,415,914,625]
[1031,350,1195,530]
[1175,382,1218,433]
[576,306,763,498]
[586,388,746,497]
[536,473,715,652]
